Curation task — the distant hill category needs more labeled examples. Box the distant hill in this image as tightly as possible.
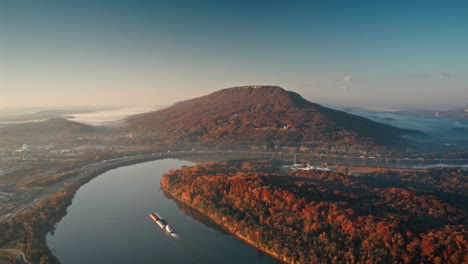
[397,107,468,119]
[127,86,424,149]
[0,107,98,123]
[0,118,99,138]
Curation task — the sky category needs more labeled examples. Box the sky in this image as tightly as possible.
[1,0,467,109]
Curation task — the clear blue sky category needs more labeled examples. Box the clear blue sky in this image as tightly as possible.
[1,0,467,109]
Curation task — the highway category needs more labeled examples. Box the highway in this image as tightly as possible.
[0,249,33,264]
[0,151,196,223]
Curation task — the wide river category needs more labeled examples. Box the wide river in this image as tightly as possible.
[47,159,280,264]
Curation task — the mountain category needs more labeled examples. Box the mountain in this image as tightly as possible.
[127,86,424,149]
[0,118,99,138]
[0,107,99,123]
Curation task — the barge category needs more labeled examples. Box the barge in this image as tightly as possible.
[149,212,174,233]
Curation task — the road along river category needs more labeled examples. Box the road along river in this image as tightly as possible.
[47,159,281,264]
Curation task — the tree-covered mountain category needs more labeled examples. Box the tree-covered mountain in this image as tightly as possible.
[127,86,424,149]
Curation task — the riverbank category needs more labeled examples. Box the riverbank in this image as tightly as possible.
[161,191,292,264]
[0,151,198,223]
[47,158,280,264]
[0,152,200,263]
[161,160,468,264]
[2,151,466,263]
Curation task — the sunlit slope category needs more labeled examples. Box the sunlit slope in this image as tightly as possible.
[127,86,424,147]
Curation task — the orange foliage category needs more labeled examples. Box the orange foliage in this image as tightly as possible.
[162,160,467,264]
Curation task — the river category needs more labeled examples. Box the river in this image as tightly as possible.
[47,159,280,264]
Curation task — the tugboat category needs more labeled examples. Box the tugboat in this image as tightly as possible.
[149,213,174,233]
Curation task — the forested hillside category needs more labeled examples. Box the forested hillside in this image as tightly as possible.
[128,86,424,150]
[161,160,467,264]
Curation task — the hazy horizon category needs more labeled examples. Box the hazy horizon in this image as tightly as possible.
[1,1,467,109]
[0,84,466,112]
[0,91,465,113]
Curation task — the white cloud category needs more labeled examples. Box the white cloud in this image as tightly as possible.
[306,80,315,85]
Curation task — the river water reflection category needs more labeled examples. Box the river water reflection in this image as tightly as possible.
[47,159,280,264]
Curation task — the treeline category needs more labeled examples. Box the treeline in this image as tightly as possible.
[161,160,467,264]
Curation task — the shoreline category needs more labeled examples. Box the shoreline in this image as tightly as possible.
[0,152,200,263]
[162,191,294,264]
[2,150,466,263]
[0,151,197,223]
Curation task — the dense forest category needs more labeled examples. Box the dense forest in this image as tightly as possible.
[127,86,424,150]
[161,160,467,264]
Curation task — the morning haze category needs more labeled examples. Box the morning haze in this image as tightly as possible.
[1,1,467,264]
